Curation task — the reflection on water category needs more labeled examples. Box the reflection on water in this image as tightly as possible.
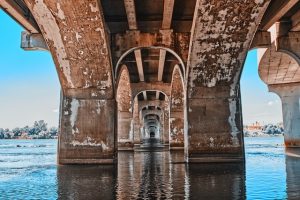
[57,151,245,200]
[0,137,300,199]
[286,148,300,200]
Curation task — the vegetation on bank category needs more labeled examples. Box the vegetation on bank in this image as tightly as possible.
[0,120,58,139]
[244,123,284,137]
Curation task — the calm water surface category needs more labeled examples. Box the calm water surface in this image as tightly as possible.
[0,137,299,199]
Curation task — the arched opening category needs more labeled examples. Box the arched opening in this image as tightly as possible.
[132,90,169,149]
[0,10,60,138]
[255,43,300,146]
[116,65,133,150]
[169,65,185,150]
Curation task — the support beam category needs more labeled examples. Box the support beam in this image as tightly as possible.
[0,0,39,33]
[156,91,160,100]
[21,31,48,51]
[162,0,175,29]
[261,0,299,30]
[250,31,271,49]
[134,50,145,82]
[124,0,137,30]
[157,49,167,81]
[142,91,147,100]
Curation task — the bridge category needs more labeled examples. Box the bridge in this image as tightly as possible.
[1,0,300,164]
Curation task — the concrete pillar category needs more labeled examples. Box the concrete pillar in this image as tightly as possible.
[186,86,244,163]
[118,111,133,150]
[163,108,170,146]
[58,91,117,164]
[269,84,300,147]
[169,111,184,150]
[133,99,141,146]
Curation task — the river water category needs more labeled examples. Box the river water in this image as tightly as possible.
[0,137,299,199]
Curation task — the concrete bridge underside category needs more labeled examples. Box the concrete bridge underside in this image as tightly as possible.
[2,0,300,164]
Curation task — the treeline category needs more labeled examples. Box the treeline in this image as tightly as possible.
[0,120,58,139]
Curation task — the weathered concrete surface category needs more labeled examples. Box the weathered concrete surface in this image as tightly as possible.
[116,66,133,150]
[186,0,270,162]
[59,93,116,164]
[131,82,171,99]
[112,31,190,64]
[259,43,300,85]
[163,100,170,146]
[269,83,300,147]
[23,0,116,164]
[133,97,141,146]
[170,67,184,149]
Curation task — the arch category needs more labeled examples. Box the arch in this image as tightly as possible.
[259,43,300,85]
[115,46,186,82]
[169,65,185,149]
[116,65,133,150]
[134,89,170,102]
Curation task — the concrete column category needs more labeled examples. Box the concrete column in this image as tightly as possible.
[186,86,244,163]
[169,111,184,150]
[269,84,300,147]
[133,99,141,146]
[118,111,133,150]
[163,108,170,146]
[58,92,117,164]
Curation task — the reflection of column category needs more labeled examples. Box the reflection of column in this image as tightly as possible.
[118,111,133,150]
[186,164,245,199]
[285,148,300,199]
[269,84,300,147]
[57,165,117,199]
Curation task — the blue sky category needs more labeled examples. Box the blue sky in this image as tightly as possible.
[0,9,282,129]
[0,10,60,129]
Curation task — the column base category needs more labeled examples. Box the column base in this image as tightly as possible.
[285,139,300,147]
[187,154,244,163]
[170,142,184,150]
[59,158,116,165]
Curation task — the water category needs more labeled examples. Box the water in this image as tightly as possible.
[0,137,299,199]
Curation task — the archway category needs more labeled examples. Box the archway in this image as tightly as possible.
[258,43,300,147]
[169,65,185,150]
[132,90,170,148]
[116,65,133,150]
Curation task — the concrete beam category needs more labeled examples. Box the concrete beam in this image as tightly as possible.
[162,0,175,29]
[291,9,300,31]
[139,100,165,111]
[261,0,299,30]
[156,91,160,100]
[157,49,167,81]
[142,91,147,100]
[124,0,137,30]
[112,32,190,64]
[0,0,39,33]
[134,50,145,82]
[131,82,171,98]
[250,31,271,49]
[21,31,48,51]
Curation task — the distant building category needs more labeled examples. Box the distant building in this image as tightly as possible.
[245,121,263,131]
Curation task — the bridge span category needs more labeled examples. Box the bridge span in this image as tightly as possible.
[1,0,300,164]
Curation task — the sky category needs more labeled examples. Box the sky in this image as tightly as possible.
[0,9,282,129]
